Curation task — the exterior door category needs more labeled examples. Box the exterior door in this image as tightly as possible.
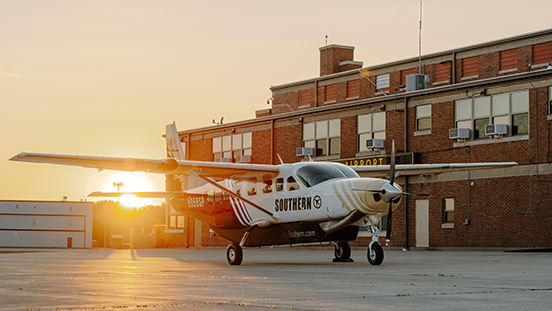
[415,200,429,247]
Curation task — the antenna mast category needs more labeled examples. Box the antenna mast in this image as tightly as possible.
[418,1,423,74]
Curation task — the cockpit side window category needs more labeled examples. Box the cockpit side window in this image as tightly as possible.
[287,176,300,191]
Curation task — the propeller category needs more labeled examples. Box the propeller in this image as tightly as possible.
[351,140,429,246]
[383,141,429,246]
[385,140,397,246]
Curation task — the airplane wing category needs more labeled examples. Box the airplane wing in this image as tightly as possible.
[350,162,518,178]
[9,153,280,181]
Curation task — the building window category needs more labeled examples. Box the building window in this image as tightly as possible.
[376,74,390,93]
[357,112,385,152]
[454,90,529,139]
[434,63,450,83]
[303,119,340,157]
[325,84,337,103]
[212,132,252,162]
[443,198,454,223]
[177,215,185,228]
[167,204,184,230]
[346,80,360,99]
[500,48,518,71]
[416,105,432,131]
[533,42,552,66]
[462,56,479,78]
[300,89,313,107]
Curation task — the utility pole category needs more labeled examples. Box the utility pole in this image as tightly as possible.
[104,182,124,248]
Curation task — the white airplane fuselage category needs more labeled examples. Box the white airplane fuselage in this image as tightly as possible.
[169,161,401,246]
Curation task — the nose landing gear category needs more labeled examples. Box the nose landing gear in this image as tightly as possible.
[367,225,384,265]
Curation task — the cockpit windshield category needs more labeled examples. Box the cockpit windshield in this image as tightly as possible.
[334,163,360,178]
[296,163,359,188]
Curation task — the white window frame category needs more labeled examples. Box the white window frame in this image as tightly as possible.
[454,91,529,139]
[303,119,340,157]
[212,132,252,162]
[357,112,386,152]
[416,105,432,132]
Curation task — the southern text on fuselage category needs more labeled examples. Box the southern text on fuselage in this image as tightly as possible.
[275,196,313,212]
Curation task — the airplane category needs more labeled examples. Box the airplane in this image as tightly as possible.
[10,123,517,265]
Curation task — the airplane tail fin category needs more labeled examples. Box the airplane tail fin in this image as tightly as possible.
[165,122,185,160]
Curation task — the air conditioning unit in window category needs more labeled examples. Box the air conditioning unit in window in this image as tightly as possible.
[236,155,251,163]
[296,147,314,157]
[215,157,231,163]
[406,74,429,92]
[366,139,385,149]
[449,128,470,140]
[485,124,508,136]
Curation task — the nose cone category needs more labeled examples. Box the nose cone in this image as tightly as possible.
[381,182,403,202]
[332,178,403,215]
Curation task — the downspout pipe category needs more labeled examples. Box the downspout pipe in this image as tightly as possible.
[403,96,409,250]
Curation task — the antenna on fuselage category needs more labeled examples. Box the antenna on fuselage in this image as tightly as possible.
[277,154,284,165]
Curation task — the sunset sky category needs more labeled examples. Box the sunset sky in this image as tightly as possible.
[2,0,552,204]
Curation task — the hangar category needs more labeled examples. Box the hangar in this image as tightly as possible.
[0,200,93,248]
[165,28,552,249]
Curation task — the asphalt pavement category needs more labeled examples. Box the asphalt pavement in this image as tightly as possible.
[0,247,551,310]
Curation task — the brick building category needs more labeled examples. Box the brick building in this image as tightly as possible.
[168,28,552,249]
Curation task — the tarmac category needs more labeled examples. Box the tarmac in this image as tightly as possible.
[0,247,551,311]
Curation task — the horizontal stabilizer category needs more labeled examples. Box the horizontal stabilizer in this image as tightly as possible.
[88,191,184,198]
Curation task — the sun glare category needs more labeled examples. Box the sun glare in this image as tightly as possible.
[99,171,163,208]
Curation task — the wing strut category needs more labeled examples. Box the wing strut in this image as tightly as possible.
[195,174,275,218]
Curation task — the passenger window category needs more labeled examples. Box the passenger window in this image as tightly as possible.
[287,176,300,191]
[262,180,273,193]
[247,181,257,196]
[276,178,284,192]
[232,184,242,197]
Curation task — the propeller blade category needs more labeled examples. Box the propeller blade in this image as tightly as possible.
[385,201,392,246]
[402,192,431,197]
[389,140,396,185]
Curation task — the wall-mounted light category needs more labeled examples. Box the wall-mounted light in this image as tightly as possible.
[380,104,386,111]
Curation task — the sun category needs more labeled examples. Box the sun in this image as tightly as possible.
[98,171,164,208]
[119,194,142,208]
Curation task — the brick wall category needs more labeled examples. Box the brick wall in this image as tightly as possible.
[403,174,552,248]
[273,123,302,164]
[273,38,552,115]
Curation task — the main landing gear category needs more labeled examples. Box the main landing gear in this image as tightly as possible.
[226,226,255,265]
[226,243,243,265]
[332,242,352,262]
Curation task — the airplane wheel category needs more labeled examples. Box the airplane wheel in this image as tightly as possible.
[334,242,351,261]
[226,243,243,265]
[367,243,384,265]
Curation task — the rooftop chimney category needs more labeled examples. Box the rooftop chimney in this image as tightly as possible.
[319,45,363,76]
